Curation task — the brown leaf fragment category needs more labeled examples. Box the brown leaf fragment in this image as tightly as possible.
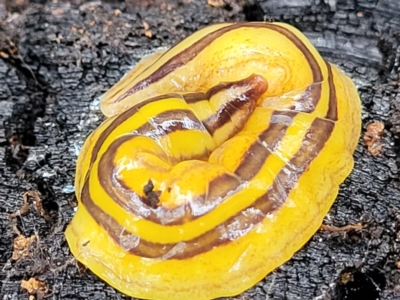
[208,0,225,7]
[321,223,363,232]
[12,234,36,260]
[363,121,384,156]
[145,30,153,38]
[142,22,152,38]
[21,278,48,298]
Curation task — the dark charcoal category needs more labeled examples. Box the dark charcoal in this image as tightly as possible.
[1,0,400,299]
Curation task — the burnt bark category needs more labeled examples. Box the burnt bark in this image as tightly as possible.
[1,0,400,299]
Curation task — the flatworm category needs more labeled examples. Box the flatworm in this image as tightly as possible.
[65,22,361,300]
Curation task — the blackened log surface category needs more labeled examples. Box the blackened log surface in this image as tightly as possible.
[1,0,400,300]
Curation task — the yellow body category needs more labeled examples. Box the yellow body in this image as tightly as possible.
[65,22,361,300]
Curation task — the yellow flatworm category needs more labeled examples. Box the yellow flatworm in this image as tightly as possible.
[65,22,361,300]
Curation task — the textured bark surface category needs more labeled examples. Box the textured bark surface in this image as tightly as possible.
[1,0,400,299]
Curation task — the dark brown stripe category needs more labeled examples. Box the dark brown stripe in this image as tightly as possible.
[113,23,322,107]
[94,111,294,226]
[234,111,296,179]
[205,74,267,99]
[182,92,207,103]
[89,93,184,168]
[81,117,334,259]
[325,62,338,121]
[183,74,268,105]
[261,118,334,209]
[202,74,267,135]
[201,90,254,135]
[135,109,206,138]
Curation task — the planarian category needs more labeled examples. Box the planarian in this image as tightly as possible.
[65,22,361,300]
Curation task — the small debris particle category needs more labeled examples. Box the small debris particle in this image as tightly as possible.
[145,192,161,208]
[396,261,400,269]
[208,0,225,7]
[9,133,30,164]
[357,11,363,17]
[51,8,64,16]
[142,180,161,208]
[143,21,152,38]
[363,121,384,156]
[12,234,36,261]
[143,180,154,195]
[21,278,48,298]
[341,271,354,284]
[55,34,63,44]
[0,51,9,58]
[320,223,363,232]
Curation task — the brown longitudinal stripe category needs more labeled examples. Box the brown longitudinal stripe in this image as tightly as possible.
[234,111,295,179]
[89,93,183,168]
[135,109,206,138]
[205,74,268,101]
[325,62,338,121]
[182,92,207,103]
[184,74,268,105]
[81,117,334,259]
[202,74,267,135]
[95,111,295,226]
[113,23,322,107]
